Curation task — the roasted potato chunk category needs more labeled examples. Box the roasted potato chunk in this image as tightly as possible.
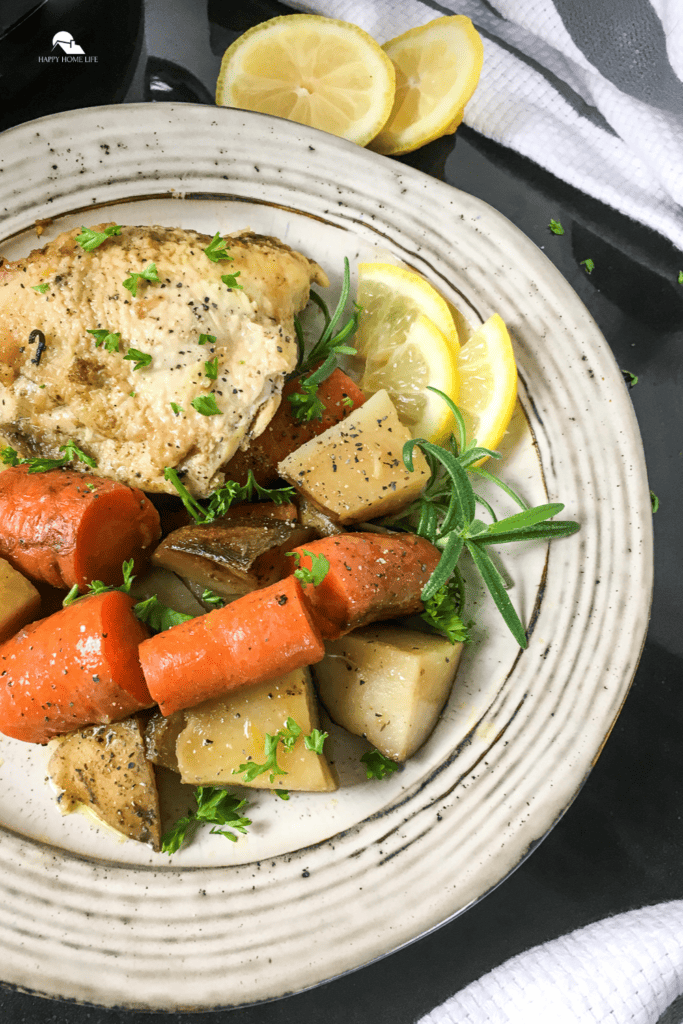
[0,557,40,642]
[48,717,162,850]
[313,625,463,761]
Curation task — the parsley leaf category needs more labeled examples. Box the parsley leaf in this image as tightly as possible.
[234,731,288,784]
[87,328,121,353]
[232,718,325,785]
[651,490,659,514]
[132,595,193,633]
[198,333,216,346]
[221,271,242,290]
[2,440,96,473]
[164,466,294,524]
[203,232,233,263]
[678,270,683,284]
[361,750,400,780]
[548,219,565,235]
[286,549,330,588]
[170,402,183,415]
[75,224,122,251]
[161,786,251,854]
[124,348,152,371]
[304,729,328,754]
[580,258,595,274]
[191,394,221,416]
[63,558,136,607]
[622,369,638,388]
[32,282,50,294]
[123,262,159,297]
[201,588,225,607]
[421,579,470,644]
[204,356,218,380]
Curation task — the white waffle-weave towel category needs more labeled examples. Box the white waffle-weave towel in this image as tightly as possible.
[286,0,683,251]
[416,902,683,1024]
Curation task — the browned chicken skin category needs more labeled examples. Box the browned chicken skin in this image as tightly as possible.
[0,224,328,496]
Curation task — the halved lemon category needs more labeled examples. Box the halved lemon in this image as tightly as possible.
[457,313,517,454]
[369,16,484,156]
[215,15,396,147]
[355,263,460,441]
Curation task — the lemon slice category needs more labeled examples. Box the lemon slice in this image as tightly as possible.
[360,314,459,441]
[457,313,517,454]
[355,263,460,441]
[216,15,396,147]
[369,16,484,157]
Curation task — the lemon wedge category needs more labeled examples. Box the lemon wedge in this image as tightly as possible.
[216,15,396,147]
[369,16,484,157]
[355,263,460,442]
[457,313,517,454]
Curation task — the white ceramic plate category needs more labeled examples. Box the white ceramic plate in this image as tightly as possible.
[0,105,652,1010]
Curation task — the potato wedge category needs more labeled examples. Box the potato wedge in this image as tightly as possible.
[0,557,40,642]
[48,717,162,850]
[313,626,463,761]
[176,666,338,792]
[278,389,430,524]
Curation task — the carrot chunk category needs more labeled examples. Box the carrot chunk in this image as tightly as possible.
[0,466,161,590]
[139,575,325,716]
[224,367,366,486]
[286,533,441,638]
[0,591,153,744]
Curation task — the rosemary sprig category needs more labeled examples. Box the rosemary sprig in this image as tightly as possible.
[288,258,360,422]
[383,389,580,649]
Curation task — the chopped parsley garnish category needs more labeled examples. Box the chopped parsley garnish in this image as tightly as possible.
[32,282,50,294]
[1,439,96,473]
[203,232,233,263]
[87,328,121,353]
[132,594,193,632]
[221,271,242,290]
[123,262,159,297]
[286,549,330,588]
[548,219,565,235]
[580,258,595,274]
[678,270,683,284]
[124,348,152,371]
[622,369,638,388]
[75,224,122,251]
[361,750,400,780]
[170,402,183,415]
[421,580,470,644]
[198,333,216,346]
[651,491,659,514]
[63,559,136,606]
[233,718,326,784]
[161,786,251,854]
[191,394,221,416]
[204,356,218,380]
[201,588,225,608]
[164,466,294,525]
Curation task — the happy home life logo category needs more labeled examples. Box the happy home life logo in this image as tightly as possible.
[38,31,98,63]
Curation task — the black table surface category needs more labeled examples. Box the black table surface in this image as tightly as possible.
[1,3,681,1021]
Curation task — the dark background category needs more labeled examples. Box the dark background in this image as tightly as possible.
[1,1,681,1021]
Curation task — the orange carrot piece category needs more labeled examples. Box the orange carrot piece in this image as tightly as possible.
[224,367,366,486]
[0,591,153,744]
[286,533,441,639]
[0,466,161,590]
[139,575,325,716]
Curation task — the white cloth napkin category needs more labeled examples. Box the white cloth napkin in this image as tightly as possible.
[416,902,683,1024]
[286,0,683,251]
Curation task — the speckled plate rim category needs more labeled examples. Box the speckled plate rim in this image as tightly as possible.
[0,104,653,1011]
